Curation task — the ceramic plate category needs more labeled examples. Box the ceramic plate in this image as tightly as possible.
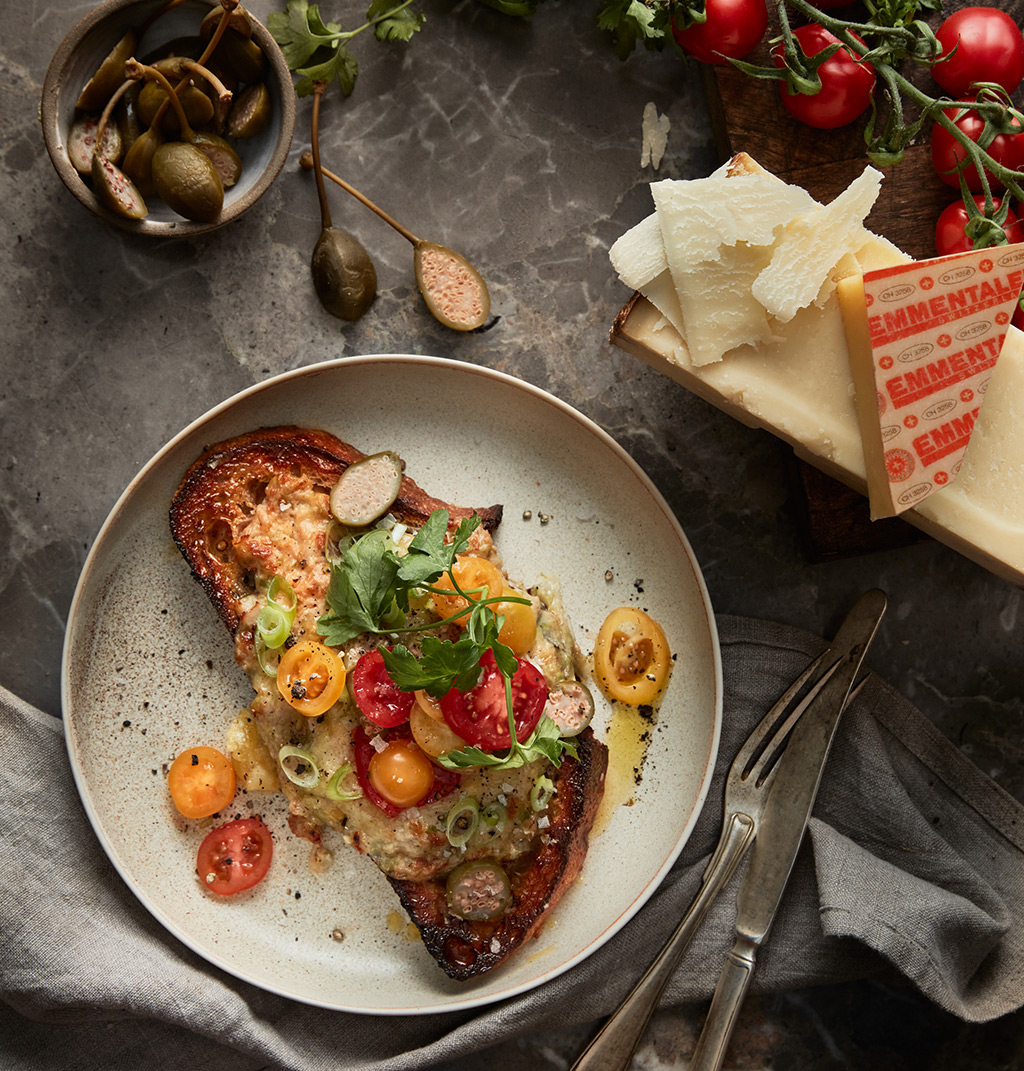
[62,355,722,1014]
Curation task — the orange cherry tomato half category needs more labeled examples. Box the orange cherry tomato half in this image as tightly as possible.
[409,702,469,761]
[495,586,538,656]
[367,739,436,809]
[593,607,671,706]
[276,640,346,716]
[167,746,236,818]
[196,817,273,896]
[431,555,504,626]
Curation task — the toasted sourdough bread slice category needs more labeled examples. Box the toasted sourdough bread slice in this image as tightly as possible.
[169,425,608,980]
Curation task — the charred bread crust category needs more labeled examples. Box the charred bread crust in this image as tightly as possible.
[387,728,608,980]
[169,425,503,633]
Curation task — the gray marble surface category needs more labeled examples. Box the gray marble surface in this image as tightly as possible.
[3,0,1023,1066]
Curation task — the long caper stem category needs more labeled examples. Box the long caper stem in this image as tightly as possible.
[126,58,196,142]
[310,81,332,230]
[298,151,420,245]
[93,77,136,161]
[142,3,239,136]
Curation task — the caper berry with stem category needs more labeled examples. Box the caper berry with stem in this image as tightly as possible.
[297,152,491,331]
[90,78,147,219]
[308,81,376,321]
[126,58,225,222]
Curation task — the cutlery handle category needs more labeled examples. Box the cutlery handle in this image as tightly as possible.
[688,935,759,1071]
[569,813,754,1071]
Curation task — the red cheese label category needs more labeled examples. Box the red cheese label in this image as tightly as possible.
[859,244,1024,513]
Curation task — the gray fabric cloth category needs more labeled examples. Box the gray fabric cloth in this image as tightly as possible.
[3,614,1023,1070]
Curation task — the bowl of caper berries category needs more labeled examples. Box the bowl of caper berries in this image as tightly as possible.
[42,0,295,236]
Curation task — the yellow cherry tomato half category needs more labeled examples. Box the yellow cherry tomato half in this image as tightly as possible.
[495,585,538,656]
[432,555,504,626]
[168,746,236,818]
[367,739,435,808]
[593,606,671,706]
[414,689,446,722]
[410,703,469,761]
[277,640,346,717]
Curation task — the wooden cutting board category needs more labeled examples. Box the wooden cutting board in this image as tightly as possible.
[701,0,1024,560]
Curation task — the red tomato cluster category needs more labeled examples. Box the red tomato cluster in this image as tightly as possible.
[928,9,1024,257]
[670,1,1024,262]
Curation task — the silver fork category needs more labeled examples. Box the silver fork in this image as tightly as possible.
[570,650,860,1071]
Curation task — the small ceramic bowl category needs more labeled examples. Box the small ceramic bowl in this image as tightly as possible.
[41,0,296,237]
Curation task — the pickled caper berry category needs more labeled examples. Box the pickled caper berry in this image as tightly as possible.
[151,141,224,223]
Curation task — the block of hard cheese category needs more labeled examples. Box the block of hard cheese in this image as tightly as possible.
[839,245,1024,518]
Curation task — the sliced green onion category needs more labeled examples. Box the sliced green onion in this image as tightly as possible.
[268,574,297,614]
[279,744,321,788]
[481,801,507,833]
[256,637,280,677]
[445,796,480,848]
[325,761,362,801]
[257,575,297,651]
[256,602,291,648]
[531,775,555,812]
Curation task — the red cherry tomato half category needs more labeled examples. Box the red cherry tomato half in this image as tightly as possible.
[774,25,875,130]
[933,7,1024,97]
[351,648,415,728]
[935,195,1024,256]
[671,0,768,65]
[196,817,273,896]
[930,105,1024,192]
[351,724,460,816]
[440,650,547,751]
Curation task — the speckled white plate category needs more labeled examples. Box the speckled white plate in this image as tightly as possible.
[62,355,722,1015]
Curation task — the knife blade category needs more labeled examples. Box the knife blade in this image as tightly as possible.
[688,587,887,1071]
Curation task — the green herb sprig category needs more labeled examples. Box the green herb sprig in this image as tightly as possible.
[268,0,424,96]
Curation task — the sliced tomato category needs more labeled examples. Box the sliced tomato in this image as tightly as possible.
[352,724,460,816]
[351,648,415,727]
[277,640,346,717]
[196,817,273,896]
[440,650,547,751]
[593,606,672,706]
[167,745,236,818]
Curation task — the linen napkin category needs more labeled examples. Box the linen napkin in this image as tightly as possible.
[3,613,1024,1071]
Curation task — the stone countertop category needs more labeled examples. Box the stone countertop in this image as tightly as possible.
[2,0,1022,1066]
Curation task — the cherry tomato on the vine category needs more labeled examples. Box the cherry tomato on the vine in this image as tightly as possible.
[933,8,1024,97]
[935,195,1024,256]
[930,104,1024,192]
[774,25,875,130]
[671,0,768,65]
[196,817,273,896]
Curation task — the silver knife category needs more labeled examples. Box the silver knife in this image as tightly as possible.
[689,587,887,1071]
